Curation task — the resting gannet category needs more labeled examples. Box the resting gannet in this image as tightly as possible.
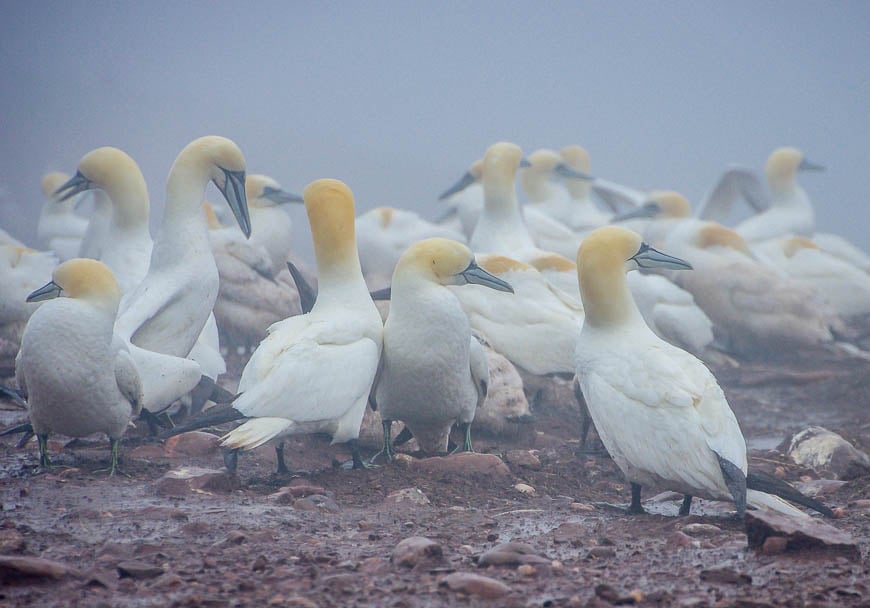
[77,190,112,260]
[0,246,58,351]
[36,172,88,260]
[54,147,153,295]
[559,145,613,230]
[438,159,484,239]
[698,147,823,242]
[115,136,250,359]
[16,258,142,474]
[219,179,383,470]
[611,190,693,245]
[372,238,512,458]
[574,226,829,517]
[520,148,592,228]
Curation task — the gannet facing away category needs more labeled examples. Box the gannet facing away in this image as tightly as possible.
[574,226,826,517]
[439,159,484,239]
[372,238,513,458]
[37,172,88,260]
[16,259,142,473]
[220,179,383,470]
[0,246,59,354]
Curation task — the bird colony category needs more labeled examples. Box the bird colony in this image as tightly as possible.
[2,138,866,540]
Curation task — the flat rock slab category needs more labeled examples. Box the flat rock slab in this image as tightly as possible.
[411,452,511,478]
[391,536,443,568]
[0,555,80,583]
[441,571,511,598]
[745,509,861,562]
[164,431,221,457]
[155,466,240,496]
[117,560,165,579]
[478,542,550,566]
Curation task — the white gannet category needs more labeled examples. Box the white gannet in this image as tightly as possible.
[36,172,88,260]
[611,190,694,245]
[0,227,24,248]
[0,246,59,352]
[54,147,153,296]
[520,148,593,232]
[219,179,384,470]
[661,221,840,356]
[16,258,142,473]
[698,147,823,242]
[559,145,613,230]
[574,226,822,517]
[810,233,870,273]
[438,159,484,239]
[115,135,250,359]
[77,189,112,260]
[372,238,513,458]
[210,176,306,348]
[752,236,870,318]
[356,206,466,288]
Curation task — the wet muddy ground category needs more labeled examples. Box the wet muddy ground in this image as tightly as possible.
[0,348,867,607]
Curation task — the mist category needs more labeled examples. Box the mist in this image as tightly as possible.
[2,1,868,262]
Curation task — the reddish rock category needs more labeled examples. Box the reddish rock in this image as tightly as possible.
[412,452,511,478]
[478,542,550,566]
[0,555,80,583]
[155,466,240,496]
[745,509,860,561]
[270,484,328,504]
[0,527,26,553]
[164,431,221,457]
[441,571,511,598]
[699,566,752,585]
[391,536,443,568]
[505,449,541,470]
[117,560,165,579]
[761,536,788,555]
[384,487,430,506]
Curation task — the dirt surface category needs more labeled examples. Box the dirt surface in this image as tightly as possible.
[0,347,868,607]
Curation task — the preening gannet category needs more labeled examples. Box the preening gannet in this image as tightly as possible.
[36,172,88,260]
[574,226,828,517]
[372,238,512,458]
[54,146,153,295]
[219,179,383,471]
[16,258,142,473]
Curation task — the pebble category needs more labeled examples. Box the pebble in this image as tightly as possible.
[478,542,550,567]
[504,449,541,470]
[164,431,221,457]
[587,547,616,559]
[551,523,586,547]
[384,487,430,506]
[517,564,536,576]
[569,502,595,512]
[0,528,26,553]
[0,555,79,583]
[252,555,268,571]
[669,531,700,549]
[412,452,512,478]
[699,565,752,585]
[391,536,443,568]
[853,499,870,510]
[116,560,165,580]
[761,536,788,555]
[293,495,340,513]
[681,523,722,536]
[514,483,536,496]
[441,572,511,598]
[155,466,240,496]
[270,484,328,504]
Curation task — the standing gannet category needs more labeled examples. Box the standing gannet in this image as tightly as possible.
[36,172,88,260]
[115,136,250,359]
[574,226,829,517]
[439,159,484,239]
[54,147,153,295]
[16,258,142,473]
[698,147,822,242]
[372,238,513,458]
[219,179,383,470]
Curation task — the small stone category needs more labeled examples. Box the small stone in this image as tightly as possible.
[832,507,847,518]
[514,483,536,496]
[164,431,221,457]
[384,487,430,505]
[517,564,536,576]
[155,466,240,496]
[505,450,541,469]
[745,509,860,561]
[570,502,595,511]
[669,531,698,548]
[321,573,359,593]
[225,530,247,545]
[681,523,722,536]
[391,536,443,568]
[588,547,616,559]
[412,452,511,477]
[761,536,788,555]
[853,499,870,510]
[0,528,26,553]
[551,522,586,547]
[270,484,328,504]
[551,560,563,570]
[293,495,340,512]
[773,466,787,478]
[478,542,550,566]
[0,556,79,583]
[252,555,268,571]
[155,573,184,588]
[441,572,511,598]
[117,560,165,580]
[699,566,752,585]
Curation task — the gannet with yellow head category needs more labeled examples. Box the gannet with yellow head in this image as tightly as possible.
[220,179,383,472]
[372,237,512,458]
[16,258,142,473]
[557,145,612,230]
[36,172,89,260]
[438,158,485,238]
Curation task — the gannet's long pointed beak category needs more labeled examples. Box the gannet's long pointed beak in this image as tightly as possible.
[631,242,693,271]
[554,163,593,181]
[519,158,533,168]
[458,260,514,293]
[798,158,825,172]
[611,201,661,223]
[53,171,94,202]
[26,280,63,302]
[218,168,251,238]
[438,171,476,200]
[262,186,304,205]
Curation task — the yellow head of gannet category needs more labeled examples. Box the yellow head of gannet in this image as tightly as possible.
[481,142,527,195]
[612,191,691,222]
[577,226,692,327]
[522,149,592,199]
[169,135,251,237]
[765,147,824,192]
[245,174,303,209]
[394,237,513,292]
[560,145,592,199]
[695,223,754,258]
[781,235,820,258]
[302,178,361,273]
[27,258,120,308]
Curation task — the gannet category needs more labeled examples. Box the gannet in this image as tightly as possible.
[559,145,613,230]
[115,135,250,359]
[77,190,112,260]
[219,179,383,470]
[519,148,592,226]
[16,258,142,473]
[36,172,88,260]
[698,147,822,242]
[438,159,484,238]
[0,246,58,351]
[611,190,694,245]
[371,238,512,458]
[54,147,153,295]
[356,206,466,288]
[210,176,306,347]
[574,226,827,517]
[0,227,24,248]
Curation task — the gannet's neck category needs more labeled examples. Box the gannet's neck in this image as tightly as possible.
[109,171,150,232]
[579,262,645,330]
[521,172,561,203]
[479,185,534,249]
[312,253,371,313]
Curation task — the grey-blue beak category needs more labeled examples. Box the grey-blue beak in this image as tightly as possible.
[438,171,477,200]
[798,158,825,172]
[27,280,63,302]
[262,186,303,205]
[458,261,514,293]
[519,158,533,169]
[631,242,692,271]
[554,163,593,181]
[54,171,94,203]
[217,168,251,238]
[612,201,661,223]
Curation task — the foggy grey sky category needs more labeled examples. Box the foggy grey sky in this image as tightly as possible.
[1,1,868,262]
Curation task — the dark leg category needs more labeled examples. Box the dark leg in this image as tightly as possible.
[580,412,592,451]
[37,434,51,469]
[367,420,394,465]
[223,447,240,472]
[139,408,169,435]
[392,426,413,447]
[716,454,747,518]
[350,439,371,470]
[627,482,646,515]
[679,494,693,516]
[275,441,290,475]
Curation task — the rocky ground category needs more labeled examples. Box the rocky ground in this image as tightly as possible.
[0,347,867,608]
